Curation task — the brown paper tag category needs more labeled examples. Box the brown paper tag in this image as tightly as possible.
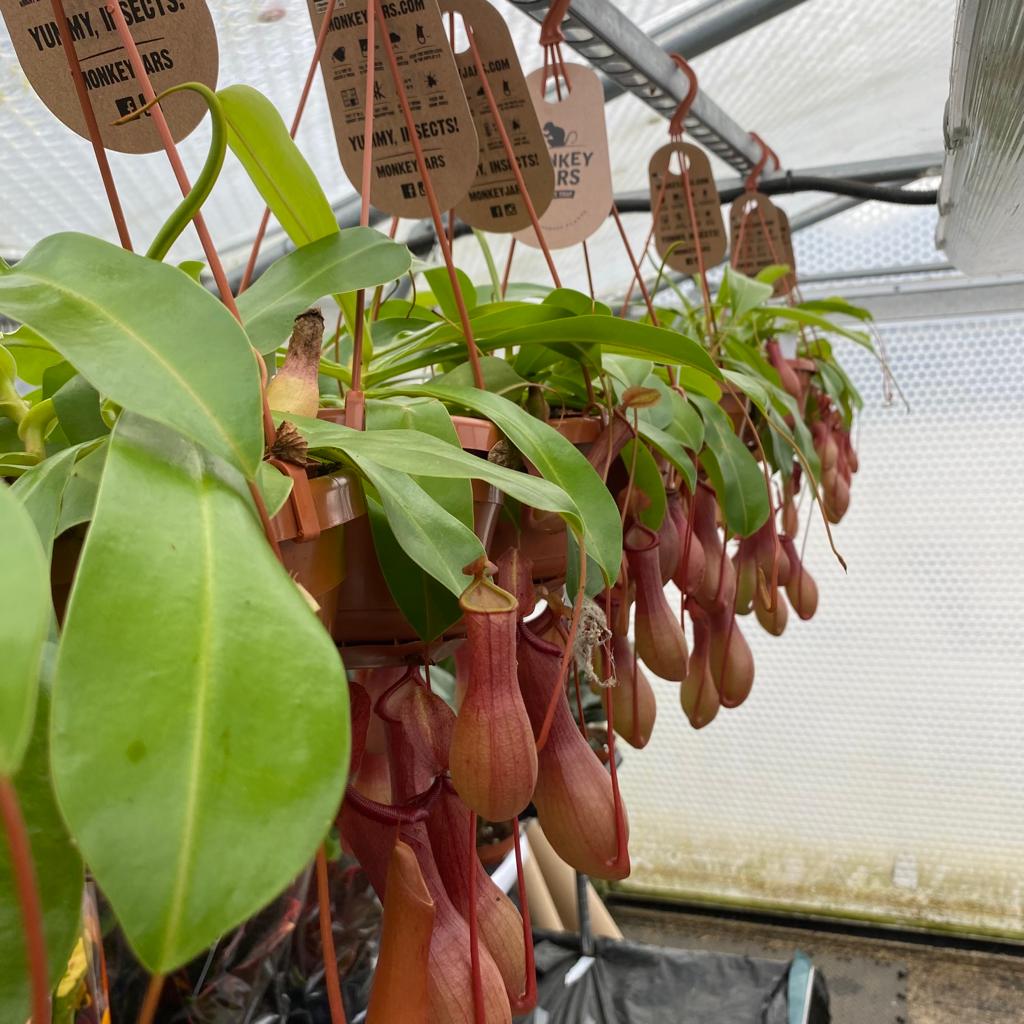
[513,63,612,250]
[308,0,478,218]
[440,0,554,232]
[728,192,784,279]
[648,142,726,274]
[775,207,796,295]
[0,0,219,154]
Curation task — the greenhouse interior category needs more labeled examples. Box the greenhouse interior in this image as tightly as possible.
[1,0,1020,1021]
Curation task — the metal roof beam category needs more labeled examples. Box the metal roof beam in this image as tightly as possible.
[506,0,763,171]
[603,0,814,101]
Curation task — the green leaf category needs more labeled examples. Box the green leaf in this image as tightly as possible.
[1,326,62,386]
[760,306,872,347]
[799,297,874,322]
[237,231,412,355]
[433,356,529,398]
[178,260,206,283]
[719,266,773,320]
[423,266,477,322]
[256,460,294,518]
[219,84,338,247]
[365,396,473,527]
[297,417,583,546]
[635,420,696,492]
[56,441,108,535]
[691,395,769,536]
[392,385,622,585]
[543,288,612,317]
[666,388,704,451]
[52,374,108,446]
[603,354,653,391]
[0,234,263,477]
[621,440,667,530]
[0,483,50,775]
[362,396,472,639]
[51,415,349,971]
[366,497,461,642]
[354,459,483,598]
[10,444,82,558]
[0,681,83,1024]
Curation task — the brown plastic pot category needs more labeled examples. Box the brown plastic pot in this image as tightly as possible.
[273,470,364,631]
[332,478,503,656]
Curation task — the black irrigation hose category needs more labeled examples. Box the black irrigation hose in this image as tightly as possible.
[405,176,937,255]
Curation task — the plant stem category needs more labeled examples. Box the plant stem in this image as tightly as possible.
[136,972,164,1024]
[316,844,347,1024]
[0,776,51,1024]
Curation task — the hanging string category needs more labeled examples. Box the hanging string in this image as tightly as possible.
[370,215,402,320]
[51,0,132,248]
[103,3,283,558]
[345,0,378,430]
[510,823,537,1013]
[465,19,562,289]
[239,0,339,294]
[500,239,517,299]
[619,54,700,326]
[374,0,486,388]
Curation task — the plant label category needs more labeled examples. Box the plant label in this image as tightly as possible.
[441,0,554,232]
[0,0,219,154]
[648,142,726,274]
[775,206,796,295]
[308,0,479,218]
[729,191,784,279]
[514,63,612,250]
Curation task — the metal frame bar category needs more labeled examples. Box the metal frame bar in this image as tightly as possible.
[506,0,763,171]
[603,0,813,101]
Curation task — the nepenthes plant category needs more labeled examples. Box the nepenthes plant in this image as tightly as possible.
[0,78,875,1023]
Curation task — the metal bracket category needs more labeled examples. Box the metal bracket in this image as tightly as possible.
[506,0,763,172]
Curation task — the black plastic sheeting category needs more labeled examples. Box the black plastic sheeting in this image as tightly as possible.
[521,932,830,1024]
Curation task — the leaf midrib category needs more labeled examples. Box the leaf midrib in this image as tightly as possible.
[1,270,254,475]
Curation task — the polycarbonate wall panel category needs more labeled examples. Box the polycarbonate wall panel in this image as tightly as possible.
[617,312,1024,936]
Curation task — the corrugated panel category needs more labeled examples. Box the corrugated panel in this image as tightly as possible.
[938,0,1024,274]
[617,312,1024,937]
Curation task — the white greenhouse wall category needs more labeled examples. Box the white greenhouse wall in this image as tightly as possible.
[618,311,1024,937]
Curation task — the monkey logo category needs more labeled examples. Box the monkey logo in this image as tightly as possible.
[543,122,577,148]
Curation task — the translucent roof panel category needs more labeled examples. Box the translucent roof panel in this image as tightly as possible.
[0,1,356,261]
[1,0,955,276]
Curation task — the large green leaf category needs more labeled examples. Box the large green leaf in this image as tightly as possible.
[219,85,338,247]
[366,306,721,385]
[691,395,769,537]
[0,681,83,1024]
[10,445,82,559]
[1,326,62,386]
[238,231,412,354]
[0,484,49,775]
[718,266,773,320]
[620,439,667,530]
[365,397,472,528]
[366,497,461,642]
[392,385,622,585]
[0,234,263,477]
[365,396,470,640]
[636,420,696,492]
[56,442,108,535]
[51,416,349,971]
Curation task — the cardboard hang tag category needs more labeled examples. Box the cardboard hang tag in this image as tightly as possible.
[728,191,785,279]
[308,0,478,218]
[0,0,219,154]
[441,0,554,232]
[648,142,727,274]
[514,63,612,250]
